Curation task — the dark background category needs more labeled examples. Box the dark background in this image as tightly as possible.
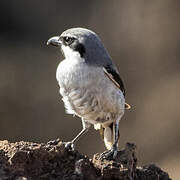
[0,1,180,179]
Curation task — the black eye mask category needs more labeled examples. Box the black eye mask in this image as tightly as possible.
[61,36,75,46]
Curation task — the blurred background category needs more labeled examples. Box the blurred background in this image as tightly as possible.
[0,0,180,179]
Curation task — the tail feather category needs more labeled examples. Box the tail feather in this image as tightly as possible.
[99,123,114,150]
[103,126,113,150]
[125,103,131,109]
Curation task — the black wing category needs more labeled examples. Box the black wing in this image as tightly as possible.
[103,65,125,96]
[103,65,131,109]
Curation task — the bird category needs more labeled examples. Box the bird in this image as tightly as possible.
[47,27,130,159]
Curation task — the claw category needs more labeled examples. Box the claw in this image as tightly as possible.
[64,141,75,151]
[100,147,117,160]
[47,138,61,145]
[100,150,114,160]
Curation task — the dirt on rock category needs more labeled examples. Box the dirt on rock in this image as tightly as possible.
[0,140,171,180]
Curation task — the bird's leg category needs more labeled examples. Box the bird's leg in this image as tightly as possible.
[65,127,89,150]
[112,121,119,157]
[65,119,91,150]
[100,120,120,160]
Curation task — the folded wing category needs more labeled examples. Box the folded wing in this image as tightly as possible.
[103,65,131,109]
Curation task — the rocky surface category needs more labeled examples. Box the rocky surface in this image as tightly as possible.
[0,140,171,180]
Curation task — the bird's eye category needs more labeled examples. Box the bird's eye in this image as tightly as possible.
[63,36,74,45]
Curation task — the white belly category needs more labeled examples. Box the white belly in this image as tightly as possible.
[56,58,125,124]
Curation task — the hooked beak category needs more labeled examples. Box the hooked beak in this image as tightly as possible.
[47,36,62,47]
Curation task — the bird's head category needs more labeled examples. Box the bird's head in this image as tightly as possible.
[47,27,111,65]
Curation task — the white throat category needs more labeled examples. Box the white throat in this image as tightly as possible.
[61,45,81,60]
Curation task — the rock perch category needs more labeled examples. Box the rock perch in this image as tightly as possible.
[0,140,171,180]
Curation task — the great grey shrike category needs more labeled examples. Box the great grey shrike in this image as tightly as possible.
[47,27,130,159]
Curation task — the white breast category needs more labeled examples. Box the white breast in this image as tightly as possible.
[56,55,125,125]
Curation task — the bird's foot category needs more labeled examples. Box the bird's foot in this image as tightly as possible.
[47,139,75,151]
[100,148,117,160]
[47,138,61,145]
[64,141,75,151]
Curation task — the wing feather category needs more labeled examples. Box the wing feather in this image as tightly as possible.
[103,65,131,109]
